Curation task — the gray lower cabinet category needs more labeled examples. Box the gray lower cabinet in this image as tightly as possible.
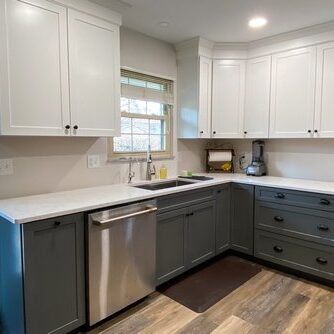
[215,185,231,254]
[156,200,216,285]
[231,183,254,255]
[0,213,86,334]
[156,208,187,285]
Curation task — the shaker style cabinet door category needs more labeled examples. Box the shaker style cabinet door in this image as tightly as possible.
[244,56,271,138]
[0,0,70,135]
[314,42,334,138]
[68,9,120,137]
[269,47,316,138]
[212,59,245,138]
[198,56,212,138]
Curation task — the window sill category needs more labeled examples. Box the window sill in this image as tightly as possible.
[107,155,175,163]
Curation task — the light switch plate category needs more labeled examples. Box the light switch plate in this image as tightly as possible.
[0,159,14,175]
[87,155,101,169]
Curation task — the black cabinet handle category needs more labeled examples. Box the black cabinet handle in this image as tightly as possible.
[54,221,61,227]
[189,212,194,216]
[275,193,285,199]
[320,198,330,205]
[273,245,283,253]
[317,224,329,231]
[316,257,328,265]
[73,125,79,130]
[217,190,222,194]
[200,131,204,134]
[65,125,71,130]
[274,216,284,222]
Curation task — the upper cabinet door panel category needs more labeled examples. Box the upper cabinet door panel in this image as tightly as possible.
[198,56,212,138]
[68,10,120,137]
[244,56,271,138]
[315,42,334,138]
[0,0,70,135]
[212,60,245,138]
[269,47,316,138]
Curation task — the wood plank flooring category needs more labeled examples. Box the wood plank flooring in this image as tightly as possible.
[84,264,334,334]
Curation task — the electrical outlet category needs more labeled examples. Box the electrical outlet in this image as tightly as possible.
[87,155,101,169]
[0,159,14,175]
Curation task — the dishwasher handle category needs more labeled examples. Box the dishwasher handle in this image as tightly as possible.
[93,205,157,226]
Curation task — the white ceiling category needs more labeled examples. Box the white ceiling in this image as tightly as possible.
[90,0,334,44]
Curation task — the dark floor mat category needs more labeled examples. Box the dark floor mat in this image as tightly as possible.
[157,256,262,313]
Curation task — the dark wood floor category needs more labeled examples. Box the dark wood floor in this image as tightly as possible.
[85,264,334,334]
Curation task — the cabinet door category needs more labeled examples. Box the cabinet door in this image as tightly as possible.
[0,0,70,136]
[244,56,271,138]
[231,184,254,255]
[156,208,187,285]
[269,47,316,138]
[315,42,334,138]
[68,9,120,137]
[23,214,85,334]
[198,56,212,138]
[187,201,216,268]
[216,185,231,254]
[212,60,245,138]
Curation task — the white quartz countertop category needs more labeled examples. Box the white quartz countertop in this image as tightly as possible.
[1,173,334,224]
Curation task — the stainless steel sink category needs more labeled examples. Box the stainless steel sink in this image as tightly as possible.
[133,179,195,191]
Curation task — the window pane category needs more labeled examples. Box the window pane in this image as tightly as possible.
[114,135,132,152]
[121,97,129,112]
[121,76,129,84]
[150,119,165,135]
[132,118,149,134]
[147,82,163,91]
[150,135,166,151]
[121,117,131,134]
[129,99,146,114]
[147,101,163,116]
[129,78,146,88]
[132,135,149,151]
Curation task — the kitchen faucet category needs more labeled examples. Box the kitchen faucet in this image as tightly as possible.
[146,146,156,180]
[127,157,136,184]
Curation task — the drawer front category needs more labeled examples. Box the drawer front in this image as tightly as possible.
[255,230,334,280]
[256,186,334,212]
[255,201,334,246]
[157,187,215,213]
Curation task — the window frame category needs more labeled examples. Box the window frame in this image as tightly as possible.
[108,69,174,160]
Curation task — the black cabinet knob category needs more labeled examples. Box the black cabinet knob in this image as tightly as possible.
[275,193,285,199]
[273,245,283,253]
[308,129,312,133]
[316,257,328,265]
[314,129,318,133]
[317,224,329,231]
[73,125,79,130]
[213,131,216,135]
[274,216,284,222]
[54,221,61,227]
[65,125,71,130]
[244,131,247,135]
[320,198,330,205]
[200,131,204,134]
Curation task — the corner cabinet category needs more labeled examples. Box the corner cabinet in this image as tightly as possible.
[269,47,317,138]
[244,56,271,138]
[0,0,120,137]
[178,56,212,138]
[0,214,86,334]
[212,59,246,138]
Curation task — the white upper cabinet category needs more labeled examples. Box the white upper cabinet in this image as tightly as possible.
[68,10,120,137]
[198,56,212,138]
[212,60,245,138]
[314,42,334,138]
[269,47,317,138]
[0,0,120,137]
[244,56,271,138]
[0,0,70,136]
[178,56,212,138]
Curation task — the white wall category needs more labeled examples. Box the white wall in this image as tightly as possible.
[224,139,334,182]
[0,27,178,199]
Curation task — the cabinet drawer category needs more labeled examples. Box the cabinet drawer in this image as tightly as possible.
[255,230,334,281]
[255,201,334,246]
[157,187,215,213]
[256,186,334,212]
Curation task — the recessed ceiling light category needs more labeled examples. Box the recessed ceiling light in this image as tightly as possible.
[158,21,170,28]
[248,17,268,29]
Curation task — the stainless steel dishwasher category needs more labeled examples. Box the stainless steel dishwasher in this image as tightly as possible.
[87,200,157,325]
